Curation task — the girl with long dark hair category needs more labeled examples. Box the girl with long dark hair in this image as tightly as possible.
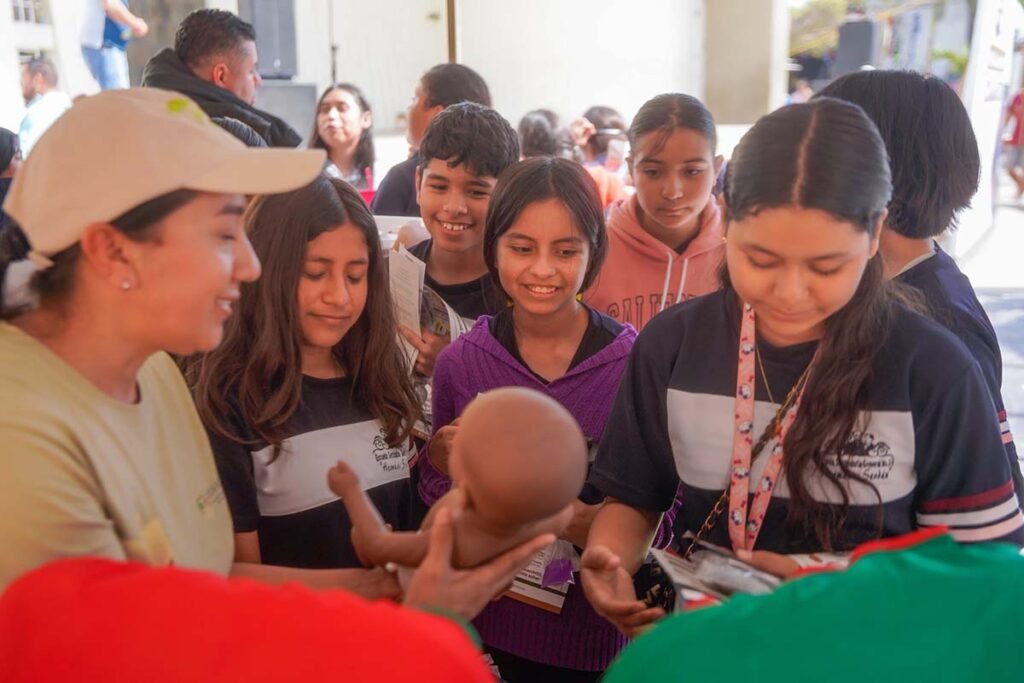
[191,176,420,570]
[580,98,1024,635]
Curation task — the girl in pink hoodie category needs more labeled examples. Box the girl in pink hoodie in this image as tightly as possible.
[586,94,725,330]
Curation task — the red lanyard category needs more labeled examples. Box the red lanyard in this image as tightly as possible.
[727,303,815,552]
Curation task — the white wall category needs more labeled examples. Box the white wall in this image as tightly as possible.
[457,0,705,130]
[705,0,788,124]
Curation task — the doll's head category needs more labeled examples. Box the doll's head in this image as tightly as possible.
[449,387,587,528]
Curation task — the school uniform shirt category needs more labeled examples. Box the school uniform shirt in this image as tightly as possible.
[590,289,1024,554]
[208,375,415,569]
[897,243,1022,502]
[418,310,641,672]
[408,238,505,322]
[0,323,233,591]
[585,194,724,331]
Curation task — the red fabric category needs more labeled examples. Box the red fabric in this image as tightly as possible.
[849,526,950,564]
[917,480,1014,513]
[0,559,491,683]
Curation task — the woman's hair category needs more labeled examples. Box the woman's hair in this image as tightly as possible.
[628,93,717,157]
[308,84,375,182]
[582,105,627,157]
[0,190,198,320]
[484,157,607,296]
[816,70,979,239]
[518,109,571,159]
[189,176,419,452]
[723,97,894,549]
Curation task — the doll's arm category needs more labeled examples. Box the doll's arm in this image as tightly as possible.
[328,461,429,568]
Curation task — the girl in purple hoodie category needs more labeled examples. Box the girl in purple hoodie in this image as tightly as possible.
[586,93,725,331]
[418,157,673,681]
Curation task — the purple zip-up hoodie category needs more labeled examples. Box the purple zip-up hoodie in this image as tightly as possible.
[418,316,670,671]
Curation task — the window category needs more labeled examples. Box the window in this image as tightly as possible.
[11,0,48,24]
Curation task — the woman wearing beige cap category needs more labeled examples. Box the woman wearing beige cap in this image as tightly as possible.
[0,89,548,620]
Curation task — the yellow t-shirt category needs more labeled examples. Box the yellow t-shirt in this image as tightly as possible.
[0,323,233,591]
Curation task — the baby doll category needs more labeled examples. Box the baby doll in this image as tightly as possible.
[328,387,587,568]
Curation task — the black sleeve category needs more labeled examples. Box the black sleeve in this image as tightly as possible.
[370,160,419,217]
[588,315,682,513]
[206,405,260,533]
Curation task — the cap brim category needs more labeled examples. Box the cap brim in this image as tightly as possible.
[187,148,325,196]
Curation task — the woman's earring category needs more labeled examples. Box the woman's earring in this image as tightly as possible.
[121,281,132,291]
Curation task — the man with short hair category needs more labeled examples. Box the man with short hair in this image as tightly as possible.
[141,9,300,147]
[18,58,72,157]
[371,63,492,217]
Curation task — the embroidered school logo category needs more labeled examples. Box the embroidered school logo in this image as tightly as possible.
[372,430,407,473]
[825,432,896,482]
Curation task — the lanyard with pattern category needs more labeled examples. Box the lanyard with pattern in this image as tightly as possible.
[727,303,816,552]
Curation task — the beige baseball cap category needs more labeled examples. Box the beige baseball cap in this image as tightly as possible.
[3,88,325,263]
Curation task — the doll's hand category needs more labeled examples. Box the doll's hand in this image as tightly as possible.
[399,325,449,377]
[581,545,664,637]
[427,419,459,475]
[326,460,360,497]
[403,506,555,620]
[734,549,799,579]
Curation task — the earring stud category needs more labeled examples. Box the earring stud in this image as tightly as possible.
[121,281,131,290]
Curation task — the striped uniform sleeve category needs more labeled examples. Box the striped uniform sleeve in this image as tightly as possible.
[913,366,1024,545]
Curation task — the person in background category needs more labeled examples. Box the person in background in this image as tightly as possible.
[80,0,148,90]
[571,106,629,170]
[518,109,626,210]
[309,83,375,190]
[1003,85,1024,198]
[401,103,520,377]
[141,9,301,147]
[585,94,724,331]
[371,63,491,217]
[818,69,1023,504]
[18,58,71,157]
[518,109,570,159]
[786,79,814,105]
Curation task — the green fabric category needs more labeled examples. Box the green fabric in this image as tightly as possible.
[605,536,1024,682]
